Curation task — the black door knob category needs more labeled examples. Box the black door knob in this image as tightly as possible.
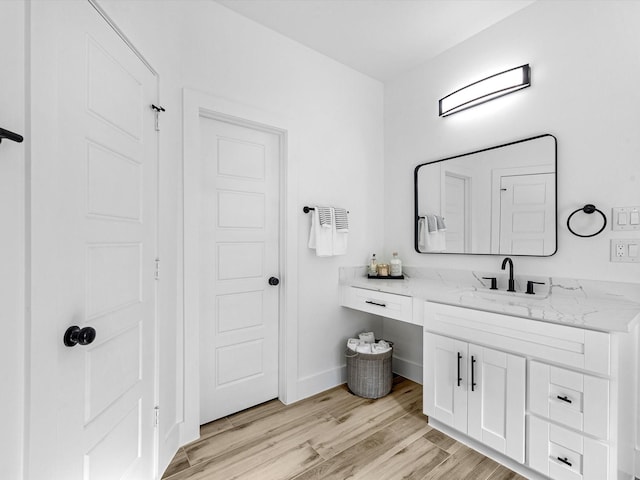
[64,325,97,347]
[268,276,280,286]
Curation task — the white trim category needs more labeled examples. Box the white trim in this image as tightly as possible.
[181,89,298,444]
[392,355,423,385]
[88,0,157,75]
[296,366,347,402]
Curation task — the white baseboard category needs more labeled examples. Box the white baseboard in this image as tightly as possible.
[294,355,422,405]
[392,354,422,384]
[295,365,347,402]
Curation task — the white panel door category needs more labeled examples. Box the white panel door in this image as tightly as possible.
[199,117,280,423]
[467,345,526,462]
[29,2,158,479]
[424,333,468,433]
[499,173,555,255]
[444,172,469,252]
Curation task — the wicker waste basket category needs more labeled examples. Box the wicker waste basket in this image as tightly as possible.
[345,341,393,399]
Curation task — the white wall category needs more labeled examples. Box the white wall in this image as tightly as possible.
[0,2,25,478]
[99,0,385,404]
[384,0,640,282]
[383,0,640,382]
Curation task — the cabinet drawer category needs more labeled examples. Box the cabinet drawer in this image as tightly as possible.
[529,416,609,480]
[341,286,413,323]
[529,361,609,439]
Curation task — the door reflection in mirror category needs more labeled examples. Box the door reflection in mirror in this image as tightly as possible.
[415,134,557,256]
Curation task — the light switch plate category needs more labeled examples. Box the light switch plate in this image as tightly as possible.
[612,206,640,230]
[611,239,640,262]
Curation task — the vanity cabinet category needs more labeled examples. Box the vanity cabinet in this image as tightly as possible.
[340,270,639,479]
[423,332,525,462]
[423,301,635,480]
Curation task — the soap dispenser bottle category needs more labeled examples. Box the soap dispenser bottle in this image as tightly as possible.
[368,253,378,276]
[390,252,402,277]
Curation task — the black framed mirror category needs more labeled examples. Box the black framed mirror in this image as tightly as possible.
[414,134,557,256]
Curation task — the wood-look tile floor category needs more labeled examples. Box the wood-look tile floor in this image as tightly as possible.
[162,377,526,480]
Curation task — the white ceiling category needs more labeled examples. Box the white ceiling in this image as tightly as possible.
[215,0,536,81]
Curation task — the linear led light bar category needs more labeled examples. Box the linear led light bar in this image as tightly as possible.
[439,64,531,117]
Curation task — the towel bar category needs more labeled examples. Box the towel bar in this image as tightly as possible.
[0,127,23,144]
[303,206,349,214]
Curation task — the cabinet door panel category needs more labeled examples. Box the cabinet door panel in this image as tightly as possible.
[424,333,467,433]
[468,345,525,462]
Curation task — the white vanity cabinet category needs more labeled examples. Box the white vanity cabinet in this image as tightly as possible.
[424,332,526,462]
[423,301,636,480]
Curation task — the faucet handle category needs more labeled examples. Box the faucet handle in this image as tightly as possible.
[526,281,545,295]
[482,277,498,290]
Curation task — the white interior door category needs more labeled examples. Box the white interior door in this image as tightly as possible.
[29,2,158,478]
[198,117,280,424]
[499,173,555,255]
[444,172,470,252]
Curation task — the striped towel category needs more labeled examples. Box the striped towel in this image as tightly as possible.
[316,206,332,228]
[425,214,437,233]
[334,207,349,232]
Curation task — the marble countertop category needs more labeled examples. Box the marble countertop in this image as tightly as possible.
[339,266,640,333]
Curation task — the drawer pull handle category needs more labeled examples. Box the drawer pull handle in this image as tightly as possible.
[365,300,386,307]
[557,395,572,404]
[471,356,477,392]
[457,352,462,387]
[557,457,572,467]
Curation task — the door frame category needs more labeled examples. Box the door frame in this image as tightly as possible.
[181,88,298,445]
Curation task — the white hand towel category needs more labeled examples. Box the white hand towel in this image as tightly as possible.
[308,207,333,256]
[418,218,424,249]
[331,207,348,255]
[359,331,375,344]
[372,342,392,354]
[418,217,430,251]
[434,231,446,251]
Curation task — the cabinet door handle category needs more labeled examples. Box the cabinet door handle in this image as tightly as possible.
[557,395,572,404]
[457,352,462,387]
[365,300,386,307]
[471,356,477,392]
[557,456,572,467]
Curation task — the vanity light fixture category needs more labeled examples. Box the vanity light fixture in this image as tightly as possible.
[439,64,531,117]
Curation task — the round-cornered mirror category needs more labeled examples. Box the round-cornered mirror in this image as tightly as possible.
[414,134,557,256]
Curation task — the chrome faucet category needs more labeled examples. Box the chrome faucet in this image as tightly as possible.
[501,257,516,292]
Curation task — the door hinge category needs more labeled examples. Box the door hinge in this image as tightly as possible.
[154,406,160,428]
[154,258,160,280]
[151,104,166,131]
